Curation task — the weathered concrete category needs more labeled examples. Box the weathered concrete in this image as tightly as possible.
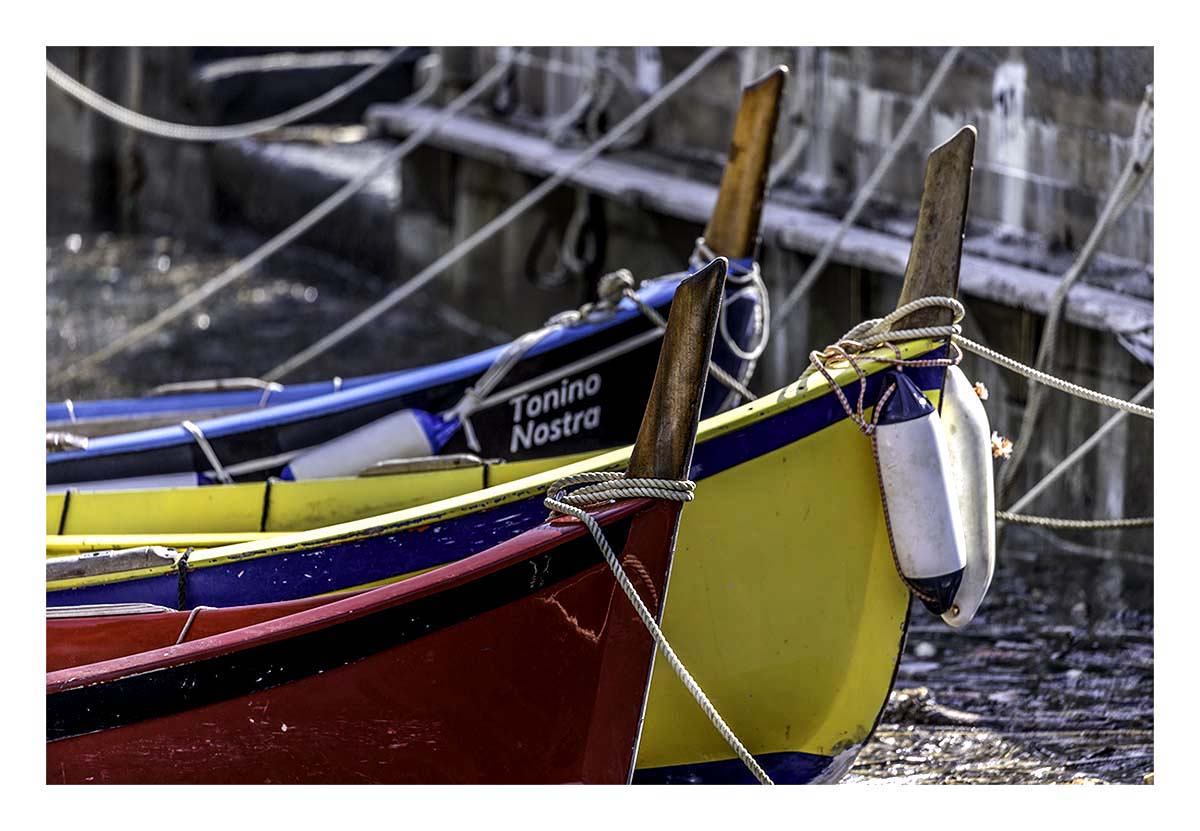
[368,104,1153,339]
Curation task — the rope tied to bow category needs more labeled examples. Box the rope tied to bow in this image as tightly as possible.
[544,471,773,785]
[442,277,645,452]
[800,296,965,436]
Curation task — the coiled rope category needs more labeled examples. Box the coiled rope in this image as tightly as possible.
[798,296,965,391]
[265,46,728,382]
[689,237,770,407]
[50,56,512,386]
[608,267,758,404]
[543,471,773,785]
[46,47,415,143]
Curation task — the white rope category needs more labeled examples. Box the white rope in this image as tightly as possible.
[1005,379,1154,516]
[50,57,512,387]
[443,326,564,452]
[180,420,233,484]
[999,85,1154,494]
[954,335,1153,419]
[690,238,771,362]
[771,46,962,329]
[264,46,728,382]
[612,267,759,403]
[543,471,773,785]
[996,511,1152,530]
[444,262,749,447]
[443,269,667,449]
[797,295,964,386]
[46,48,413,142]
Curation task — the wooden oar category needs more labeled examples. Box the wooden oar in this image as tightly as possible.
[628,257,728,480]
[703,65,788,260]
[893,125,976,326]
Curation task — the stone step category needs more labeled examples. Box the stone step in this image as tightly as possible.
[188,47,427,126]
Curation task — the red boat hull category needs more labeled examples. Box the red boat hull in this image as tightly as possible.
[47,498,678,784]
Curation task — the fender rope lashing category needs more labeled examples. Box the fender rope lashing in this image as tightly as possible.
[799,296,964,602]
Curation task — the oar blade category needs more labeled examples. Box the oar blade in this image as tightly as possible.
[628,258,728,480]
[703,65,788,259]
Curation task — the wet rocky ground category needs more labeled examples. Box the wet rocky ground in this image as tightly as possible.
[46,233,1153,785]
[46,232,509,402]
[848,527,1153,784]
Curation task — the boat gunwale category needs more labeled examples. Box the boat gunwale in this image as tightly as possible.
[47,498,649,694]
[47,276,690,464]
[45,337,945,592]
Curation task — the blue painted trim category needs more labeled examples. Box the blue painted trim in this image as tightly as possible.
[46,372,393,425]
[48,350,947,610]
[633,749,835,785]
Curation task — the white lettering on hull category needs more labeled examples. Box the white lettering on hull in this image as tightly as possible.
[508,372,603,454]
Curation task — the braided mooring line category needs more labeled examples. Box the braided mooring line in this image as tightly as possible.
[544,472,773,785]
[52,58,514,387]
[996,511,1153,530]
[46,48,412,143]
[954,336,1153,419]
[265,47,727,382]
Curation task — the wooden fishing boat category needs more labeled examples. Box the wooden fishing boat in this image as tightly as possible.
[48,126,979,784]
[46,257,727,785]
[45,67,787,489]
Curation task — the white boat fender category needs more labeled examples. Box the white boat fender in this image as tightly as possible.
[871,371,967,615]
[938,366,996,627]
[281,408,456,481]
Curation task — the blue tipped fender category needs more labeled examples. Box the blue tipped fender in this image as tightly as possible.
[872,370,967,615]
[279,408,457,481]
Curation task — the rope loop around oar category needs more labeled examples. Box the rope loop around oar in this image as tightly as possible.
[799,296,964,435]
[543,471,773,785]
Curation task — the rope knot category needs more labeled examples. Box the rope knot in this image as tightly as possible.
[544,471,695,518]
[597,268,637,307]
[798,296,964,436]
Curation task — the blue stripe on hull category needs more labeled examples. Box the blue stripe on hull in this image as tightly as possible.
[48,351,947,609]
[633,750,834,784]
